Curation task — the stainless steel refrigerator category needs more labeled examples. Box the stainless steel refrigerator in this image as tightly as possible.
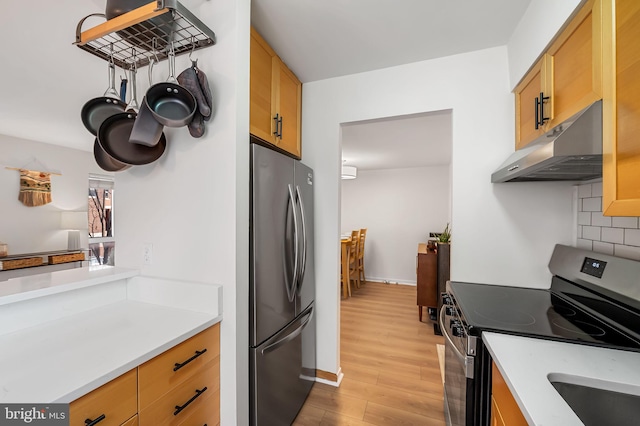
[249,141,316,425]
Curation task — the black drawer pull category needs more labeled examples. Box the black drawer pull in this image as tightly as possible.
[174,387,208,416]
[173,348,207,372]
[84,414,106,426]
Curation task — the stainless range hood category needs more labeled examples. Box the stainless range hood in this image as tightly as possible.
[491,101,602,183]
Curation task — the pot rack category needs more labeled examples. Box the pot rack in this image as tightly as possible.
[74,0,216,69]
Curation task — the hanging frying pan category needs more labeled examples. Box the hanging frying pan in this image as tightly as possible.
[81,61,126,135]
[98,112,166,165]
[93,139,130,172]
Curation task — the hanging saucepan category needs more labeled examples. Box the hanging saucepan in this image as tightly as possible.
[129,54,164,147]
[93,139,130,172]
[145,47,196,128]
[98,112,167,166]
[81,58,126,135]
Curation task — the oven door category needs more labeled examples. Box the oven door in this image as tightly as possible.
[440,308,475,426]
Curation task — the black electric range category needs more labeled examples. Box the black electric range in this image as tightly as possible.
[440,244,640,426]
[449,278,640,350]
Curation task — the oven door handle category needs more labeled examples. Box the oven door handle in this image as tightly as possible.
[439,306,475,379]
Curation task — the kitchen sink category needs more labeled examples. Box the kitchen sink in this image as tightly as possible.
[548,373,640,426]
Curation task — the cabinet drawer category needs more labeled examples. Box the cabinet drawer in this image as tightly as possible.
[69,369,137,426]
[176,388,220,426]
[121,415,138,426]
[138,324,220,409]
[139,358,220,426]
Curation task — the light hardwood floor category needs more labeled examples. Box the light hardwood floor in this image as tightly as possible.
[293,282,446,425]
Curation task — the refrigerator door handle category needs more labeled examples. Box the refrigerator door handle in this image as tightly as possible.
[295,185,307,293]
[260,307,314,355]
[287,184,299,302]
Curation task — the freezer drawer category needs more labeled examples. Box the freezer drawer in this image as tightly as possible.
[250,303,316,426]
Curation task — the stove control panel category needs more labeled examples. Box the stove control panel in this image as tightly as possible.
[581,257,607,278]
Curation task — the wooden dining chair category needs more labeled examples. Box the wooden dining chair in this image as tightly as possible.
[341,236,352,298]
[357,228,367,285]
[349,229,361,291]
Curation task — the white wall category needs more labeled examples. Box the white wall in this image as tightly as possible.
[341,166,451,284]
[302,46,575,377]
[114,0,250,424]
[507,0,582,89]
[0,134,106,254]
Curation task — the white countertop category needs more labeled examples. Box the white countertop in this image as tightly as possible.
[0,266,138,305]
[484,332,640,425]
[0,267,222,403]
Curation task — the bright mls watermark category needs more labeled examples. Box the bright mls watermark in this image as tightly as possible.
[1,404,68,425]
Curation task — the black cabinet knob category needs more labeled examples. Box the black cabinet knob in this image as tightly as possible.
[441,293,452,305]
[451,324,465,337]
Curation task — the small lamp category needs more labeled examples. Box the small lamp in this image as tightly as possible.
[60,211,87,251]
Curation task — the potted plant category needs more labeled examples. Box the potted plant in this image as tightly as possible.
[437,223,451,244]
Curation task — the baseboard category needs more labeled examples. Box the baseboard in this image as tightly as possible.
[315,367,343,387]
[367,278,417,286]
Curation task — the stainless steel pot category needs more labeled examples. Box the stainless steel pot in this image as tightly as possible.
[145,48,196,127]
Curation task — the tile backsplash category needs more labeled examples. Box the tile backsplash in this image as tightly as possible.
[576,182,640,260]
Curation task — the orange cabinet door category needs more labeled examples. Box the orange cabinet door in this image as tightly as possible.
[603,0,640,215]
[546,0,603,128]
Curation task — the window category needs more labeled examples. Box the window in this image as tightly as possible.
[88,175,115,266]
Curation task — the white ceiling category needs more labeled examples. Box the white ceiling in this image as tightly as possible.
[252,0,532,83]
[0,1,530,162]
[253,0,531,171]
[341,110,452,171]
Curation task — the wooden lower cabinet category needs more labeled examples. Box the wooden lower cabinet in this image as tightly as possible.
[139,358,220,426]
[69,324,220,426]
[491,362,527,426]
[138,324,220,409]
[121,415,138,426]
[69,369,137,426]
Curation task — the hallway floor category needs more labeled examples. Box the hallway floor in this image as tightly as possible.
[293,282,446,425]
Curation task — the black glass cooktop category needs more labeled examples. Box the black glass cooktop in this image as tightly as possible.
[449,280,640,350]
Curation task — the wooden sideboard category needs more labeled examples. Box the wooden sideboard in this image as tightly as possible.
[417,243,438,322]
[416,242,451,332]
[0,249,87,280]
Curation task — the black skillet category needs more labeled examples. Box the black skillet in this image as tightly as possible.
[82,97,126,135]
[93,139,130,172]
[81,61,127,135]
[98,112,166,166]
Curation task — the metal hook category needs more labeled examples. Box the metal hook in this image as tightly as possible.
[188,36,198,67]
[108,43,115,66]
[151,38,160,64]
[131,48,138,72]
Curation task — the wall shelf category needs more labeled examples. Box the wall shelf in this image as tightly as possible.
[74,0,216,70]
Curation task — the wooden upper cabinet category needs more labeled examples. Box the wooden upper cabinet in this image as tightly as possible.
[515,57,547,149]
[276,59,303,158]
[546,0,603,128]
[250,29,276,144]
[250,28,302,159]
[602,0,640,215]
[514,0,603,150]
